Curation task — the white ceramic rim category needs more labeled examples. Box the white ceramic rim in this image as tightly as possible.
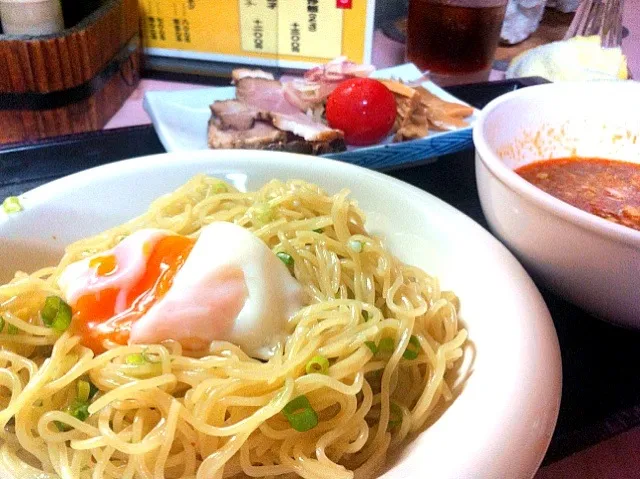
[473,81,640,248]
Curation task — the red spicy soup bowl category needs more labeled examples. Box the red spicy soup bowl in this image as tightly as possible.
[473,81,640,328]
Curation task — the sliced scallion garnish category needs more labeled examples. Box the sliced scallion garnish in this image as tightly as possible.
[54,420,70,432]
[6,323,18,335]
[276,252,294,267]
[305,355,329,375]
[212,182,227,193]
[55,399,91,432]
[377,337,395,354]
[0,316,5,333]
[389,403,403,430]
[55,379,98,432]
[2,196,22,214]
[125,353,146,365]
[364,341,378,354]
[251,203,274,226]
[88,381,99,400]
[76,380,91,402]
[68,401,90,422]
[402,335,421,360]
[282,395,318,432]
[361,310,369,322]
[41,296,72,332]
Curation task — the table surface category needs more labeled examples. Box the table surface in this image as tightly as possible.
[2,77,640,478]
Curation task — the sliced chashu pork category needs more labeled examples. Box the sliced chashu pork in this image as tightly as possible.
[207,119,344,154]
[231,68,274,84]
[210,100,268,131]
[207,119,286,149]
[270,112,342,143]
[208,100,345,153]
[216,79,343,143]
[235,77,302,116]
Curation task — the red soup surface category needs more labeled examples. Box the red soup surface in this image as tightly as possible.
[515,157,640,231]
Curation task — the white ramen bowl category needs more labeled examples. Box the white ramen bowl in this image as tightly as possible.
[0,150,561,478]
[474,81,640,329]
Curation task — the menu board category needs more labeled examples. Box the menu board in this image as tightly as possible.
[139,0,375,68]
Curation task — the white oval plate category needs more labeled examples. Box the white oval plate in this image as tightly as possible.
[0,150,561,478]
[142,64,478,170]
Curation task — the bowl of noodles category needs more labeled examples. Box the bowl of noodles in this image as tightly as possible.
[0,150,561,479]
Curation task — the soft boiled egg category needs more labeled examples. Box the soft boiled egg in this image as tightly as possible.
[57,222,304,359]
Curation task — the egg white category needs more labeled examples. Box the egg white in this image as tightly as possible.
[124,222,304,358]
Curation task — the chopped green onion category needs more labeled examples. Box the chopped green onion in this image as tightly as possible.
[212,182,227,193]
[68,401,90,422]
[348,239,363,253]
[402,335,421,360]
[6,323,18,335]
[54,420,71,432]
[389,403,403,430]
[88,381,99,400]
[55,399,90,432]
[282,395,318,432]
[305,355,329,375]
[313,228,323,233]
[2,196,22,214]
[361,310,369,322]
[41,296,72,332]
[364,341,378,354]
[77,380,91,402]
[378,338,395,354]
[276,252,294,267]
[125,353,146,365]
[251,203,274,226]
[0,316,5,333]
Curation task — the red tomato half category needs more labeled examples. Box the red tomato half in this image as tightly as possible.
[326,78,397,146]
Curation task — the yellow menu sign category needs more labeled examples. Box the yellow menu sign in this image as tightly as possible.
[139,0,375,68]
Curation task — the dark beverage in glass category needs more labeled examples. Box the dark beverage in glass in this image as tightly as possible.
[406,0,507,84]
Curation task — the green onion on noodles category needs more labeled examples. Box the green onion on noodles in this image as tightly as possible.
[282,395,318,432]
[305,355,329,375]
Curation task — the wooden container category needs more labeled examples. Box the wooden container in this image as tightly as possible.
[0,0,141,144]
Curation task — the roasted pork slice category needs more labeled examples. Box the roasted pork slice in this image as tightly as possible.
[235,77,302,115]
[207,119,345,153]
[208,120,346,155]
[270,113,343,143]
[210,100,267,131]
[207,119,286,149]
[231,68,274,84]
[209,73,344,154]
[210,100,343,143]
[277,137,346,155]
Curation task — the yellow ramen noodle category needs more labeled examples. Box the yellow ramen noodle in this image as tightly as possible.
[0,176,467,479]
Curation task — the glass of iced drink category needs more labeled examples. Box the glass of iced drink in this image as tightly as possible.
[406,0,508,85]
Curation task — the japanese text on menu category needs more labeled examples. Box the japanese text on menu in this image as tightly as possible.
[143,0,194,44]
[239,0,343,58]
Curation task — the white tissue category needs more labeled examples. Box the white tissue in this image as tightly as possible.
[500,0,548,45]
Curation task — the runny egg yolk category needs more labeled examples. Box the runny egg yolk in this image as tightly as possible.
[72,235,195,353]
[88,255,117,276]
[60,222,305,359]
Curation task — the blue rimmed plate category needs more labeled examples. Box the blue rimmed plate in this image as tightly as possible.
[143,64,478,170]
